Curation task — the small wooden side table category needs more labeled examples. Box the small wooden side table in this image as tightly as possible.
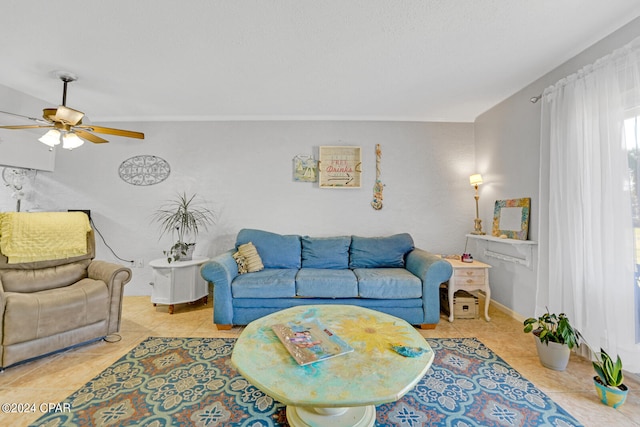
[444,258,492,322]
[149,256,210,314]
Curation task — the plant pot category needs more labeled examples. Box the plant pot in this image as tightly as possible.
[167,242,196,262]
[182,243,195,261]
[593,376,628,408]
[533,337,570,371]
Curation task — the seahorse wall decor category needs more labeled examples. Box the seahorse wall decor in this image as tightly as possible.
[371,144,384,210]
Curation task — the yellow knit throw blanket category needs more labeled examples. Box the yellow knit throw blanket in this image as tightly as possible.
[0,212,91,263]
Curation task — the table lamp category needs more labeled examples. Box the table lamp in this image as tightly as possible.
[469,174,485,235]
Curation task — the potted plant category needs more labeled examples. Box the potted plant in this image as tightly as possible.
[523,310,581,371]
[153,192,215,263]
[592,348,628,408]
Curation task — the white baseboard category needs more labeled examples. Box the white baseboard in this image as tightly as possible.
[474,291,526,323]
[476,294,640,379]
[626,371,640,382]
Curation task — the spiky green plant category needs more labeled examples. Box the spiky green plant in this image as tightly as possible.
[523,310,581,350]
[593,348,624,387]
[153,192,215,262]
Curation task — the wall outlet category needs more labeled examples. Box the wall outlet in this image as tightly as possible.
[135,258,144,268]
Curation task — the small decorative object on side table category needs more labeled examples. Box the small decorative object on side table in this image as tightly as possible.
[444,257,492,322]
[149,256,210,314]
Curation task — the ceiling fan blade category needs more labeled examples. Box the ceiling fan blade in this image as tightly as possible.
[0,110,49,124]
[0,124,52,130]
[79,125,144,139]
[74,129,108,144]
[54,106,84,126]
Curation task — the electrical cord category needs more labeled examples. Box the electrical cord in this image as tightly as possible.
[90,217,135,264]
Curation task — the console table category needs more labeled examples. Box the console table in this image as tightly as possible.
[149,256,209,314]
[444,258,492,322]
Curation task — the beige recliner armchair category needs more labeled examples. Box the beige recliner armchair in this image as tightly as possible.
[0,212,132,369]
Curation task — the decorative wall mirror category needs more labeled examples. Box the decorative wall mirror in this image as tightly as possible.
[491,198,531,240]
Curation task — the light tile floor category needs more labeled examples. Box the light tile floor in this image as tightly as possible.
[0,292,638,426]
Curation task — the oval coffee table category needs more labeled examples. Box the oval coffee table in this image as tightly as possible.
[231,305,434,427]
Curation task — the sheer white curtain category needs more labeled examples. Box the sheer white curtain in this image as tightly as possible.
[538,36,640,372]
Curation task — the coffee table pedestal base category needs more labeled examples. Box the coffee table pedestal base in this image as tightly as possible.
[287,405,375,427]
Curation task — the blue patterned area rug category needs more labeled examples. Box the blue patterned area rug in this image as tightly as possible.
[30,337,582,427]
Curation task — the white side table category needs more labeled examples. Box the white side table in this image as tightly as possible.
[149,256,210,314]
[444,258,492,322]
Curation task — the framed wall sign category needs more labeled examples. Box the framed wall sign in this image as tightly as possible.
[293,155,317,182]
[492,198,531,240]
[319,146,361,188]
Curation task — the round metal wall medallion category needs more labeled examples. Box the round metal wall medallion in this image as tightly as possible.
[118,155,171,186]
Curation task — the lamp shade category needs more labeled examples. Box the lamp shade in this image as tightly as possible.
[469,174,483,186]
[38,129,61,147]
[62,133,84,150]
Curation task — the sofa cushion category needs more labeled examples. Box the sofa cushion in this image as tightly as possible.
[301,236,351,269]
[354,268,422,299]
[2,278,108,345]
[0,260,91,293]
[231,268,297,298]
[349,233,414,268]
[236,229,301,269]
[232,251,249,274]
[296,268,358,298]
[233,242,264,274]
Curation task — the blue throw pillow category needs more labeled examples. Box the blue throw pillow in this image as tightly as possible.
[236,229,301,269]
[349,233,414,268]
[301,236,351,269]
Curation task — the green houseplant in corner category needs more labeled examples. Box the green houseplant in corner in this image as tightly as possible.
[153,192,216,263]
[523,310,582,371]
[592,348,628,408]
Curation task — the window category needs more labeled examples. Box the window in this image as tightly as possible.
[623,114,640,343]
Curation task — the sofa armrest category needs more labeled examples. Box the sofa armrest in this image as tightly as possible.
[405,249,453,325]
[200,250,238,326]
[88,261,132,334]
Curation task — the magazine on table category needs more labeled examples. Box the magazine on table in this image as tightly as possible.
[272,320,353,366]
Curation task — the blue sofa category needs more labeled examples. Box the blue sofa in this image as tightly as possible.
[200,229,453,329]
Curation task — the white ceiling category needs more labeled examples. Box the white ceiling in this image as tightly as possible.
[1,0,639,124]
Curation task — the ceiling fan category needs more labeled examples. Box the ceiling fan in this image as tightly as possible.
[0,71,144,149]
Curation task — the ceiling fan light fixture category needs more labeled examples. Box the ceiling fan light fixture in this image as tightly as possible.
[1,72,144,146]
[38,129,61,147]
[62,132,84,150]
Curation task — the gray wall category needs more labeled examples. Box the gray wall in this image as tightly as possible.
[2,18,637,315]
[0,120,475,295]
[473,18,640,318]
